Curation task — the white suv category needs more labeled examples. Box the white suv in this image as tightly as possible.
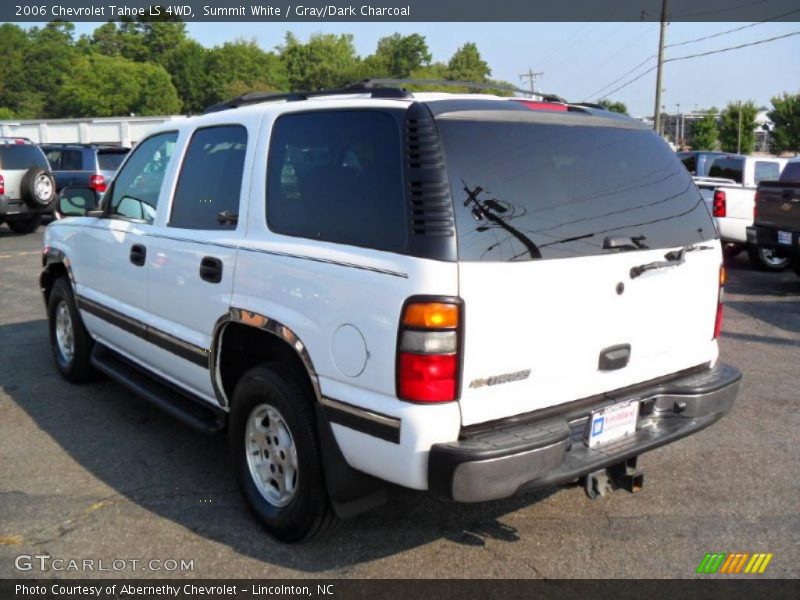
[41,85,741,542]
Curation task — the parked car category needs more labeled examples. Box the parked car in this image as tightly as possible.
[41,144,129,195]
[42,86,741,542]
[0,137,56,234]
[748,157,800,277]
[701,154,788,270]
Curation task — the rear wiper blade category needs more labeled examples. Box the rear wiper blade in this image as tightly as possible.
[630,244,713,279]
[603,235,648,251]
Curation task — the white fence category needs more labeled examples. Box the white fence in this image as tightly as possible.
[0,115,187,147]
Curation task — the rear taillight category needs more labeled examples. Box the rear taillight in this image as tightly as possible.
[713,265,725,340]
[0,174,4,195]
[753,191,759,220]
[712,190,726,217]
[89,174,106,193]
[397,299,461,403]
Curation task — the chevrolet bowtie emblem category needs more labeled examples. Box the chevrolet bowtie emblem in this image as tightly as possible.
[780,203,792,211]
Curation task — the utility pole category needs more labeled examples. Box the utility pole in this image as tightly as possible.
[519,68,543,97]
[737,100,742,154]
[676,103,681,146]
[653,0,669,136]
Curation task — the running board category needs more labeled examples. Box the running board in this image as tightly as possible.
[91,343,226,434]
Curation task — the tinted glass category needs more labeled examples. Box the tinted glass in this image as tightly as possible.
[0,145,49,170]
[438,120,715,262]
[108,132,177,223]
[267,110,406,252]
[679,153,696,175]
[97,149,129,172]
[60,150,83,170]
[44,148,62,169]
[779,162,800,182]
[754,161,780,184]
[170,126,247,229]
[707,156,743,183]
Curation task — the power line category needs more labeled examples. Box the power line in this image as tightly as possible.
[666,8,800,48]
[583,54,655,100]
[595,30,800,101]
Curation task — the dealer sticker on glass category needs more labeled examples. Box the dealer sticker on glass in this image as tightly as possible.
[587,401,639,448]
[778,230,792,245]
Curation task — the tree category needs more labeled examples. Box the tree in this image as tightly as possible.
[691,110,719,151]
[206,39,288,104]
[719,101,758,154]
[0,107,16,119]
[366,33,431,79]
[597,99,628,115]
[768,92,800,155]
[279,33,361,91]
[446,42,491,82]
[163,40,211,113]
[54,54,181,117]
[23,22,78,117]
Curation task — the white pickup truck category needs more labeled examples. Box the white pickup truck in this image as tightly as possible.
[692,154,787,270]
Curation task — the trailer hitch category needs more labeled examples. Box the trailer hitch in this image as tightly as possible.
[583,457,644,499]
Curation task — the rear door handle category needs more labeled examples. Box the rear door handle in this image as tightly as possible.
[130,244,146,267]
[199,256,223,283]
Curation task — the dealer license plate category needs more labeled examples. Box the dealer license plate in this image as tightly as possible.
[778,230,792,245]
[587,401,639,448]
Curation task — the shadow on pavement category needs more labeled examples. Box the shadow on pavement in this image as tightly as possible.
[1,318,558,572]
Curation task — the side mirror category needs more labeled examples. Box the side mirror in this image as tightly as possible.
[55,187,99,219]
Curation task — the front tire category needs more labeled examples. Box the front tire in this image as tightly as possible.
[747,244,789,271]
[48,278,96,382]
[229,365,338,542]
[7,214,42,234]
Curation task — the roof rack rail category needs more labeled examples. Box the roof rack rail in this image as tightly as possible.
[203,84,412,114]
[570,102,606,110]
[355,78,567,103]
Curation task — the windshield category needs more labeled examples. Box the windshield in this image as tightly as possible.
[438,119,715,261]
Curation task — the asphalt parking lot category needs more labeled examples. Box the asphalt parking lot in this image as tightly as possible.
[1,225,798,579]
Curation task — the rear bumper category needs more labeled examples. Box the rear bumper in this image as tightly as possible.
[714,216,749,244]
[428,363,741,502]
[747,225,800,258]
[0,195,44,218]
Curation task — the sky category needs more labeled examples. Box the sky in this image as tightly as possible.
[64,21,800,117]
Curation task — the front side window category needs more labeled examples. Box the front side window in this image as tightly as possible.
[170,125,247,230]
[108,132,178,223]
[266,110,406,252]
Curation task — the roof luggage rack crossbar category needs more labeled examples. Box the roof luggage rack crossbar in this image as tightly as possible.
[203,84,412,114]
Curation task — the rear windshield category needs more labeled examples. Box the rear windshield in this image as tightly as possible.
[779,162,800,182]
[0,145,49,170]
[97,149,129,172]
[438,119,715,261]
[707,156,743,183]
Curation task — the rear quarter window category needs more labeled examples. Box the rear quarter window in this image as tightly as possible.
[438,118,715,261]
[0,145,49,170]
[266,110,406,252]
[97,150,129,172]
[754,161,780,184]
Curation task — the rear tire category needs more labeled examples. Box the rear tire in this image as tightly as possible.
[229,365,338,542]
[7,214,42,234]
[47,277,96,383]
[747,244,789,271]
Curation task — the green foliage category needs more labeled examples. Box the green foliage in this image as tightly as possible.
[55,54,181,117]
[0,107,16,119]
[597,99,629,115]
[162,40,212,114]
[207,39,288,104]
[691,111,719,151]
[280,32,361,91]
[446,42,491,82]
[768,92,800,155]
[719,101,758,154]
[366,33,431,78]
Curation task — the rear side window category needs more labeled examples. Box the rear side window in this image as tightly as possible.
[0,145,49,170]
[779,161,800,182]
[97,150,129,172]
[708,156,743,183]
[437,119,715,261]
[170,125,247,230]
[266,110,406,252]
[754,161,780,184]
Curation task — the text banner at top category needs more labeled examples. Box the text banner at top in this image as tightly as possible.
[5,0,800,22]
